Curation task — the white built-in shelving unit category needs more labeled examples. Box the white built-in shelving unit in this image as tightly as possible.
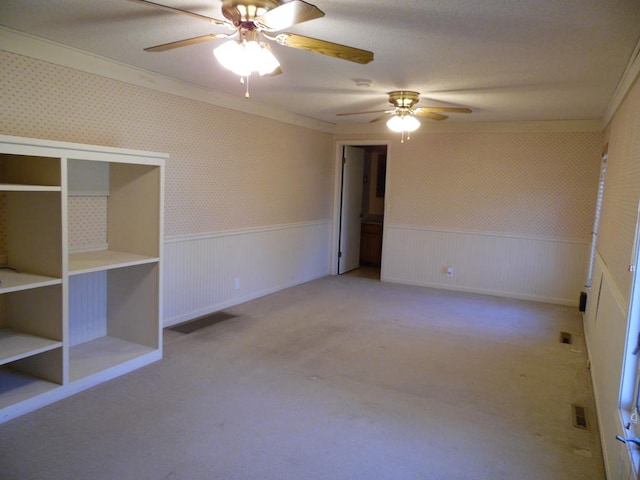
[0,134,166,422]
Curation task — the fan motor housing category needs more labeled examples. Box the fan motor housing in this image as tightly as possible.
[388,90,420,108]
[224,0,279,12]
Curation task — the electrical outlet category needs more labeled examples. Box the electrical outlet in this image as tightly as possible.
[446,266,454,277]
[234,278,240,290]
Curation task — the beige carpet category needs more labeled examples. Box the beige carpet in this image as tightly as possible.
[0,273,605,479]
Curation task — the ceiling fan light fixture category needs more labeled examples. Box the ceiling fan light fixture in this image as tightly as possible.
[386,114,420,133]
[214,36,280,77]
[135,0,375,96]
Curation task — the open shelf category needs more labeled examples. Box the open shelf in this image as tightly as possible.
[0,270,62,294]
[0,134,165,423]
[0,153,61,188]
[69,336,157,382]
[0,328,62,366]
[0,367,61,410]
[69,250,159,275]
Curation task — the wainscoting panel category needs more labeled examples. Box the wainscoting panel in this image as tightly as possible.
[162,221,332,327]
[68,271,107,346]
[382,225,588,305]
[583,254,631,479]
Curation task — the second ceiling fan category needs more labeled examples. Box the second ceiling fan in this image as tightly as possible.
[338,91,472,123]
[338,91,473,142]
[128,0,374,84]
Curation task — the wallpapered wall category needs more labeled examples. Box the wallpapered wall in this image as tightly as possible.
[599,77,640,300]
[387,131,603,240]
[1,46,605,298]
[583,77,640,480]
[338,130,603,242]
[0,50,335,240]
[337,125,602,305]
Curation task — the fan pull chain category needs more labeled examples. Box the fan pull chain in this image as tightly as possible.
[399,130,412,143]
[239,76,251,98]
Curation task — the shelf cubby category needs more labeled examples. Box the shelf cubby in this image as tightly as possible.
[69,336,157,382]
[0,284,63,364]
[0,354,63,411]
[0,153,61,188]
[107,162,161,258]
[68,263,160,382]
[5,190,62,279]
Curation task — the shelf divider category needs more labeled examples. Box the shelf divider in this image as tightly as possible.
[0,329,62,366]
[0,184,61,192]
[0,271,62,294]
[69,250,159,275]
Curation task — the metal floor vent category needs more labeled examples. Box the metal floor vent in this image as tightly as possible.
[560,331,573,344]
[572,404,589,430]
[168,311,238,334]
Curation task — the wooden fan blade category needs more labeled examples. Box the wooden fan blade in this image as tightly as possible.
[415,107,472,114]
[256,1,325,31]
[222,5,242,24]
[370,113,394,123]
[274,33,374,64]
[336,110,389,117]
[414,111,448,121]
[127,0,229,26]
[144,33,230,52]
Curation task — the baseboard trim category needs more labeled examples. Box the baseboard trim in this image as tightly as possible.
[382,275,578,306]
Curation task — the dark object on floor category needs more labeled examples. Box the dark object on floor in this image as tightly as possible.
[560,331,573,344]
[579,291,587,312]
[168,311,237,334]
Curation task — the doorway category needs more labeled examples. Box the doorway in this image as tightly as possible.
[334,142,388,278]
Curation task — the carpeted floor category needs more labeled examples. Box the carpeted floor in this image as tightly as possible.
[0,272,605,479]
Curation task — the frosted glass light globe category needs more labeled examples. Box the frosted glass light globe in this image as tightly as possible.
[386,114,420,133]
[214,40,280,77]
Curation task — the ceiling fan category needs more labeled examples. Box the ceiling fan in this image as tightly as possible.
[127,0,374,85]
[338,91,472,141]
[338,91,472,123]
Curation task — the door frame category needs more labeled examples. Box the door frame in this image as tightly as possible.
[331,140,391,276]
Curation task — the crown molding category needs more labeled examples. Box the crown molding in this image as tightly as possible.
[0,26,336,134]
[603,34,640,128]
[2,24,621,137]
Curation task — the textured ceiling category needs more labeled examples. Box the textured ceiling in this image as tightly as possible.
[1,0,640,125]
